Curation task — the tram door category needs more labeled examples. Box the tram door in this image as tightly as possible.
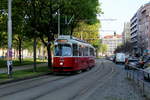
[73,44,80,70]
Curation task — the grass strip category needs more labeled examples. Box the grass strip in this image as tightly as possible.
[0,66,51,83]
[0,58,47,68]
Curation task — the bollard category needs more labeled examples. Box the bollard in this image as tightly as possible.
[137,72,139,85]
[126,71,128,78]
[132,70,134,80]
[142,81,145,96]
[129,71,131,79]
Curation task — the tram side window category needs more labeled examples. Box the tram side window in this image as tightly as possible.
[79,45,82,56]
[90,48,95,56]
[73,44,78,56]
[90,48,92,56]
[86,47,89,56]
[83,47,86,56]
[93,49,95,56]
[83,47,89,56]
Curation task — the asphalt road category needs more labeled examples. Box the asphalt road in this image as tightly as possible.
[0,59,146,100]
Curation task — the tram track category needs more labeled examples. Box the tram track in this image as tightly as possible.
[69,61,117,100]
[0,75,53,90]
[0,60,103,98]
[5,59,144,100]
[30,60,104,100]
[30,60,113,100]
[0,76,66,97]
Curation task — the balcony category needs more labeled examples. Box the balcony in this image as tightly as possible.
[131,37,138,43]
[131,33,138,39]
[130,23,137,30]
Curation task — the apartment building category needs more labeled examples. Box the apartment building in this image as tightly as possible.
[122,22,131,43]
[130,12,139,54]
[138,3,150,54]
[130,2,150,55]
[102,34,122,55]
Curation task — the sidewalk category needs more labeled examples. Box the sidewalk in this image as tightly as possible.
[0,63,47,74]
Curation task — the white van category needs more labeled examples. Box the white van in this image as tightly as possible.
[115,53,125,63]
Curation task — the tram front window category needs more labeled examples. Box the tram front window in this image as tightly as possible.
[54,44,72,56]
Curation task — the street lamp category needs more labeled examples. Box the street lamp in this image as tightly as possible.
[7,0,13,77]
[58,9,60,36]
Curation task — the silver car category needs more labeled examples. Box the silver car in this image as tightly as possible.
[143,62,150,80]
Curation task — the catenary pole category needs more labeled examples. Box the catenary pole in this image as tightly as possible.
[7,0,13,77]
[58,9,60,36]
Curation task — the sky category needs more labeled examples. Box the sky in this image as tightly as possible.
[99,0,149,37]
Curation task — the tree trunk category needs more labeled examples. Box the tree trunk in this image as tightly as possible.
[18,38,22,63]
[22,48,24,61]
[47,41,52,69]
[42,44,45,61]
[96,49,98,58]
[70,25,74,36]
[33,35,37,72]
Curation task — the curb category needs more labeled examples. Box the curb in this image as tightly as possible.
[0,72,51,85]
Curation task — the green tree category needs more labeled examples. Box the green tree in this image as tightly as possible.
[24,0,102,68]
[12,0,27,63]
[72,22,101,57]
[24,0,60,69]
[114,41,133,54]
[100,44,108,54]
[73,22,100,46]
[62,0,102,35]
[0,0,102,69]
[0,2,7,57]
[0,6,7,49]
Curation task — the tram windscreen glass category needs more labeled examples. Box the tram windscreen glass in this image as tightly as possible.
[54,44,72,56]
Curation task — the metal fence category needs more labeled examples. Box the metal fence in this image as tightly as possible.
[126,66,150,99]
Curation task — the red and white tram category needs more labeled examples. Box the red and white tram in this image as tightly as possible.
[52,35,95,73]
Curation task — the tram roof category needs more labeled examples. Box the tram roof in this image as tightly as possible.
[55,35,94,48]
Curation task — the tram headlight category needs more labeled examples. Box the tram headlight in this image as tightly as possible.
[60,62,63,66]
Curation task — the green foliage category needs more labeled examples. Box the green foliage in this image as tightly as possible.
[0,32,7,48]
[0,6,7,48]
[0,0,7,10]
[0,11,7,31]
[0,0,102,67]
[73,22,100,48]
[62,0,102,34]
[99,44,108,54]
[114,41,133,53]
[12,0,28,41]
[0,0,102,47]
[62,0,101,21]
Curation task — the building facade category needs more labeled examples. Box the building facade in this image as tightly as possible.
[130,2,150,55]
[138,3,150,54]
[130,12,139,54]
[122,22,131,43]
[102,34,122,55]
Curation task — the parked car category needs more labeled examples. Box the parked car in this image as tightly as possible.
[143,62,150,80]
[138,56,150,69]
[109,55,115,61]
[114,53,125,64]
[124,58,139,70]
[105,55,109,60]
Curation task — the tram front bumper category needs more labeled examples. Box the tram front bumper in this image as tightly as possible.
[52,66,73,72]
